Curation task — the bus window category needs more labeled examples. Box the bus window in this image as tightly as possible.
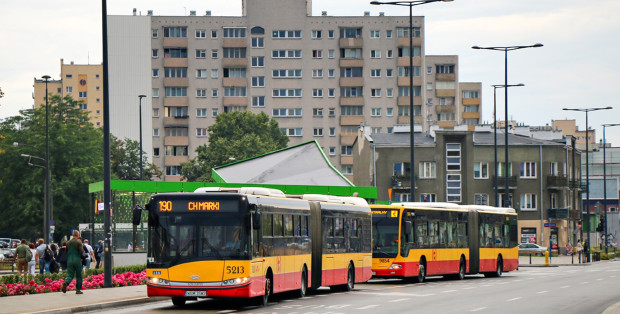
[416,221,428,248]
[284,214,293,236]
[351,219,358,238]
[479,224,486,248]
[302,215,309,236]
[429,221,439,248]
[439,221,447,248]
[273,214,283,237]
[325,217,334,237]
[262,213,273,237]
[294,215,301,236]
[457,222,467,248]
[447,221,456,248]
[334,218,344,237]
[494,224,502,248]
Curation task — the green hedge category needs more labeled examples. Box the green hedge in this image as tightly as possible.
[1,264,146,285]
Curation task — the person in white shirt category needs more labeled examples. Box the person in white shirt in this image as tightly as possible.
[83,239,95,269]
[28,243,37,275]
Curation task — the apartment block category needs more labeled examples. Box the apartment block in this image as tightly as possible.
[108,0,482,181]
[33,59,104,127]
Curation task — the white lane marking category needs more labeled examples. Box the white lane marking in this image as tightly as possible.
[217,311,236,314]
[507,297,522,302]
[470,307,487,312]
[560,285,570,289]
[389,298,410,303]
[581,281,589,284]
[357,304,380,310]
[537,291,548,294]
[596,278,603,281]
[611,275,617,278]
[462,287,476,290]
[442,290,458,293]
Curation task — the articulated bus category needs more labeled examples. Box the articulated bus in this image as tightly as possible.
[371,202,518,282]
[137,187,372,306]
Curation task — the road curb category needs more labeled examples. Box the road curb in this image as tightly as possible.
[30,296,167,314]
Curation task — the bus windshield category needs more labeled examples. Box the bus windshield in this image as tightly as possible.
[372,213,400,258]
[148,213,250,267]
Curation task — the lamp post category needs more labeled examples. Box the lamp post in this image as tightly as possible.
[602,123,620,254]
[370,0,453,202]
[472,44,543,207]
[563,106,612,262]
[138,95,146,180]
[492,83,524,206]
[19,153,47,239]
[41,75,52,243]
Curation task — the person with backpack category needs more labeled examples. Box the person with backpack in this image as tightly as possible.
[35,239,53,274]
[94,240,103,269]
[49,243,60,273]
[57,241,68,271]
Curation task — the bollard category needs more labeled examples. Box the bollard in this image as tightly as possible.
[544,251,549,266]
[572,253,574,264]
[530,254,532,264]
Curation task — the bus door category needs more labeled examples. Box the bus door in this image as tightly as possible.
[310,202,322,289]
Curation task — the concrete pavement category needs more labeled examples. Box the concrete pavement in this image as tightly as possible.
[1,256,616,314]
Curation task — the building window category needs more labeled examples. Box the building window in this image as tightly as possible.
[463,90,479,99]
[196,108,208,117]
[153,147,160,157]
[340,106,363,116]
[387,89,393,97]
[272,89,302,97]
[341,165,353,175]
[313,128,323,137]
[371,108,381,116]
[152,49,158,58]
[152,108,159,117]
[328,69,335,78]
[341,145,353,156]
[393,162,411,176]
[328,30,335,38]
[251,56,265,67]
[387,127,393,133]
[195,29,206,38]
[252,37,264,48]
[520,193,537,210]
[78,91,87,98]
[550,162,559,176]
[212,89,219,97]
[474,162,489,179]
[328,108,335,117]
[386,108,393,116]
[212,108,218,117]
[165,166,182,176]
[396,27,420,38]
[152,29,158,38]
[386,30,392,38]
[387,50,393,58]
[446,143,461,171]
[152,69,159,77]
[165,87,188,97]
[475,194,489,205]
[372,127,381,134]
[371,89,381,97]
[272,49,302,58]
[436,64,455,74]
[427,66,432,74]
[272,69,302,78]
[164,48,188,58]
[371,69,381,77]
[164,27,187,38]
[152,88,159,98]
[196,128,208,137]
[398,46,421,57]
[282,128,303,136]
[312,89,323,97]
[328,49,335,58]
[66,86,73,93]
[211,30,217,38]
[165,146,188,156]
[211,69,219,78]
[498,162,513,176]
[252,96,265,107]
[370,30,380,38]
[223,48,246,58]
[386,69,393,77]
[313,108,323,117]
[196,89,207,97]
[312,30,322,38]
[224,87,247,97]
[312,50,323,58]
[196,69,207,78]
[329,147,336,155]
[273,108,302,117]
[251,76,265,87]
[223,27,246,38]
[446,174,462,203]
[329,127,336,136]
[211,49,219,58]
[521,162,537,178]
[420,193,436,202]
[340,27,362,38]
[419,162,436,178]
[165,67,187,78]
[272,30,302,38]
[328,88,335,97]
[370,50,381,58]
[312,69,323,78]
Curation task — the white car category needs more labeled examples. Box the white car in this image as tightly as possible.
[518,243,547,255]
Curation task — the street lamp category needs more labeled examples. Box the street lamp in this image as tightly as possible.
[602,123,620,254]
[492,83,524,206]
[19,153,47,239]
[472,44,543,207]
[370,0,454,202]
[563,106,612,262]
[138,95,146,180]
[41,75,52,244]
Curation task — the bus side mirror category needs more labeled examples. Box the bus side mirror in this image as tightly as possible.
[404,221,412,236]
[252,211,261,230]
[132,206,142,226]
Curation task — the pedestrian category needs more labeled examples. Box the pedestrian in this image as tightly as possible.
[94,240,103,269]
[14,240,30,276]
[28,243,37,275]
[35,239,51,274]
[49,243,60,273]
[127,242,132,252]
[57,241,68,271]
[62,230,84,295]
[83,239,95,269]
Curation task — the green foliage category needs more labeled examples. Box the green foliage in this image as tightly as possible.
[110,134,161,180]
[181,111,289,181]
[0,95,103,241]
[0,264,146,285]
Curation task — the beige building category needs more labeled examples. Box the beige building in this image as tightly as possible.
[33,59,104,127]
[552,119,595,150]
[108,0,482,182]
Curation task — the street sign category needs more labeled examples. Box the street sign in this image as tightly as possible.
[544,223,556,227]
[50,220,55,226]
[50,226,55,232]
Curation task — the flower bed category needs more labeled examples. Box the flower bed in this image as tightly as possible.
[0,271,146,297]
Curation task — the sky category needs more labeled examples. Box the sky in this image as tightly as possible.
[1,0,619,145]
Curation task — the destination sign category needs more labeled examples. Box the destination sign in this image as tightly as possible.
[156,199,239,213]
[371,209,399,218]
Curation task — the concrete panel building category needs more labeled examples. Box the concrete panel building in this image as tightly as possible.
[108,0,482,182]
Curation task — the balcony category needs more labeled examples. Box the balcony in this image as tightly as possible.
[569,180,586,191]
[339,97,364,106]
[222,38,247,48]
[397,96,423,106]
[546,175,568,189]
[437,121,456,129]
[163,58,188,68]
[494,176,518,190]
[397,37,422,47]
[391,175,417,190]
[339,77,364,87]
[339,59,364,68]
[462,98,480,105]
[163,116,189,127]
[397,77,422,87]
[222,58,248,67]
[222,97,248,106]
[436,105,456,113]
[548,208,569,219]
[436,73,456,81]
[340,116,364,126]
[163,77,189,87]
[462,112,480,119]
[436,89,456,97]
[397,57,422,67]
[163,37,188,47]
[222,77,248,87]
[339,37,363,48]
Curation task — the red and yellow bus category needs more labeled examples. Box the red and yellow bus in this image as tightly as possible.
[371,202,518,282]
[138,187,371,306]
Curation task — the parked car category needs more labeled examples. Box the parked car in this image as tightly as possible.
[0,241,8,248]
[518,243,548,255]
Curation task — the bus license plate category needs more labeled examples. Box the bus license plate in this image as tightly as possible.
[185,291,206,297]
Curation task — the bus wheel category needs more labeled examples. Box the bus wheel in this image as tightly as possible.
[344,263,355,291]
[495,257,503,277]
[417,262,426,283]
[171,297,186,306]
[258,275,271,306]
[457,258,466,280]
[298,268,308,298]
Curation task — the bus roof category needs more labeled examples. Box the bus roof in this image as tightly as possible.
[372,202,516,214]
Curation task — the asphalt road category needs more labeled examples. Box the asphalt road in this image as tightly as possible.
[92,261,620,314]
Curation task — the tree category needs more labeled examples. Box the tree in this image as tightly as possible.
[0,95,103,241]
[181,111,289,181]
[110,134,161,180]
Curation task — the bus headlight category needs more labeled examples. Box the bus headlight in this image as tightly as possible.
[222,277,249,286]
[148,277,169,285]
[388,263,402,269]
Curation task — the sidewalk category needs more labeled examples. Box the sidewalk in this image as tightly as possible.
[2,284,164,314]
